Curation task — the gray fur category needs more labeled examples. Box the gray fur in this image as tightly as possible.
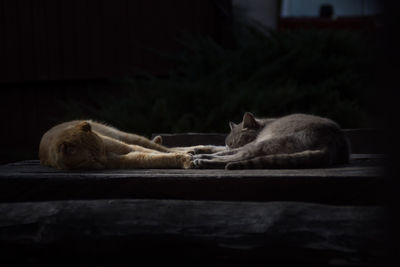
[193,113,350,169]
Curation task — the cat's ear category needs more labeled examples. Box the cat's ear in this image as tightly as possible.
[229,121,237,130]
[77,122,91,132]
[243,112,258,129]
[58,142,76,155]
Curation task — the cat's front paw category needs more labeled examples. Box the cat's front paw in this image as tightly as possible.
[152,135,163,145]
[193,159,204,169]
[177,154,194,169]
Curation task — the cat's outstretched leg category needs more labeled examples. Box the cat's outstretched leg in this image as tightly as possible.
[90,121,172,152]
[193,153,245,169]
[192,147,241,160]
[192,145,226,154]
[119,133,173,152]
[106,152,194,169]
[192,148,250,168]
[171,145,226,155]
[101,134,167,155]
[193,136,303,169]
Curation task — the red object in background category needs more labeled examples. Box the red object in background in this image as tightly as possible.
[279,16,379,32]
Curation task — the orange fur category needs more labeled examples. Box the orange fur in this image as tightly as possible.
[39,120,193,170]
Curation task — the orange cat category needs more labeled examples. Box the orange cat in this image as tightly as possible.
[39,120,193,170]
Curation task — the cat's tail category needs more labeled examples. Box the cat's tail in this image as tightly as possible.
[225,149,333,170]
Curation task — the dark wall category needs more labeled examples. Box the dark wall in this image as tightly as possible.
[0,0,232,82]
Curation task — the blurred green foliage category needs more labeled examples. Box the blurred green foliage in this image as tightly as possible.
[60,25,378,136]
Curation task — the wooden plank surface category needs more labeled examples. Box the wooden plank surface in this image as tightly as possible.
[0,199,385,266]
[0,157,384,204]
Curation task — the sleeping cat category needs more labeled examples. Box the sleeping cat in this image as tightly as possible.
[193,113,350,169]
[39,120,193,170]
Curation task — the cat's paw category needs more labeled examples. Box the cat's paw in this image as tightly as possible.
[177,154,194,169]
[152,135,163,145]
[193,159,204,169]
[184,159,195,169]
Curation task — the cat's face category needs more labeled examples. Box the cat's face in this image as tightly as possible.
[54,122,106,169]
[225,112,260,149]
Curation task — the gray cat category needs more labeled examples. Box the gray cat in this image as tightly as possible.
[193,113,350,169]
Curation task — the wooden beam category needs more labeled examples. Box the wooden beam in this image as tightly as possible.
[0,199,385,265]
[0,159,384,204]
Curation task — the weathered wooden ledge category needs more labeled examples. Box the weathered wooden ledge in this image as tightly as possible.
[0,155,384,204]
[0,199,386,266]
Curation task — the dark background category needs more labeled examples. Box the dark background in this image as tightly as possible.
[1,1,399,266]
[0,0,385,164]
